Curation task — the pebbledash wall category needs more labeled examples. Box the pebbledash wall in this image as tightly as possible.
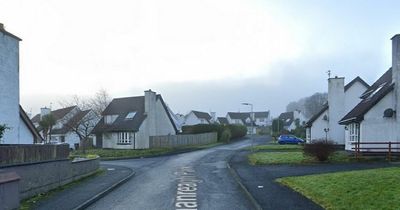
[149,132,217,148]
[0,144,99,199]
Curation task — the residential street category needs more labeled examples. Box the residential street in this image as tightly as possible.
[87,137,267,210]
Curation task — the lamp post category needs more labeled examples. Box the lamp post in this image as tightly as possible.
[242,103,254,148]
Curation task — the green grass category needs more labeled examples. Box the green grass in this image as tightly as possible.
[20,169,104,210]
[277,167,400,210]
[251,144,303,151]
[71,142,223,160]
[248,151,354,165]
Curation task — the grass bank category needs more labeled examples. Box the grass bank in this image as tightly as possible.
[71,142,223,160]
[277,167,400,210]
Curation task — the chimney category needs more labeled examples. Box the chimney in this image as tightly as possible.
[0,23,4,30]
[328,76,345,143]
[391,35,400,141]
[144,89,157,135]
[40,107,51,120]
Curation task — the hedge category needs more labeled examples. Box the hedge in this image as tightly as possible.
[181,124,247,142]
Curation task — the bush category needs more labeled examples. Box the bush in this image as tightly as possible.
[303,140,335,161]
[220,128,232,143]
[227,124,247,139]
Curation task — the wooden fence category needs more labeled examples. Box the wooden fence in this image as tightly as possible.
[0,144,70,166]
[149,132,218,148]
[352,141,400,161]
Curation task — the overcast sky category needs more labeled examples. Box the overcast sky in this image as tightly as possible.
[1,0,400,117]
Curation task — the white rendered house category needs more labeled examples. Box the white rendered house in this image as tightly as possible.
[279,110,307,131]
[305,76,370,144]
[183,111,212,126]
[339,34,400,150]
[93,90,178,149]
[0,23,42,144]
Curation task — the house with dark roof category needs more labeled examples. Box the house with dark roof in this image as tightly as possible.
[183,110,213,126]
[31,106,99,149]
[92,90,178,149]
[226,112,259,134]
[0,23,42,144]
[278,110,307,131]
[337,35,400,150]
[305,76,370,144]
[216,117,229,125]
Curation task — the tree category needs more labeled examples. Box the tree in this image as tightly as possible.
[286,92,327,118]
[62,110,99,153]
[271,119,285,139]
[39,114,56,142]
[0,124,10,144]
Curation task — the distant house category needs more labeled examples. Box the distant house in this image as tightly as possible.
[183,111,212,126]
[92,90,178,149]
[226,112,256,134]
[305,76,369,144]
[31,106,98,149]
[278,110,306,131]
[217,117,229,125]
[253,111,272,127]
[0,23,42,144]
[338,35,400,150]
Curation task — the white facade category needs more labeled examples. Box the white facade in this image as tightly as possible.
[0,25,38,144]
[183,111,210,126]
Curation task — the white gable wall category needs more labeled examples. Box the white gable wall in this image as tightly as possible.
[345,81,368,113]
[18,119,34,144]
[310,109,329,141]
[0,31,20,144]
[184,112,207,126]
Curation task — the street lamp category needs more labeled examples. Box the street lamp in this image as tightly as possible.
[242,103,254,148]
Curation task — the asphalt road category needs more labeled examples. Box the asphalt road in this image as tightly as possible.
[87,136,268,210]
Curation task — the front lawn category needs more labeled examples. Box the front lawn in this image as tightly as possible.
[251,144,303,151]
[277,167,400,210]
[248,151,352,165]
[71,142,223,160]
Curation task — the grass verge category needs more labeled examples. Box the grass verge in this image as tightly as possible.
[277,167,400,210]
[20,169,104,210]
[250,144,303,151]
[71,142,223,160]
[248,151,356,165]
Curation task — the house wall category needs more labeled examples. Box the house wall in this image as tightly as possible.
[102,132,136,149]
[353,92,398,150]
[18,119,34,144]
[310,110,329,141]
[0,31,20,144]
[184,112,206,126]
[345,81,368,113]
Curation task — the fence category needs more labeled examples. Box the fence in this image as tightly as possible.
[149,132,217,148]
[352,141,400,161]
[0,144,70,166]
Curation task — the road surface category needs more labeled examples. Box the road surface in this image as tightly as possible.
[88,136,267,210]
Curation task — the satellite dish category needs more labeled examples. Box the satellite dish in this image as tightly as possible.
[383,108,395,118]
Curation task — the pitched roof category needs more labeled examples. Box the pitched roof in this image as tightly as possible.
[217,117,229,125]
[344,76,370,91]
[191,111,212,121]
[278,111,295,126]
[19,105,42,142]
[0,25,22,41]
[31,106,77,124]
[305,104,328,128]
[254,111,269,118]
[339,68,393,124]
[93,95,178,133]
[51,110,91,135]
[227,112,256,126]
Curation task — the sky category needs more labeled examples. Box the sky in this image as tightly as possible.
[1,0,400,117]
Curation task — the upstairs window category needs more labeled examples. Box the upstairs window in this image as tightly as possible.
[125,112,136,120]
[105,115,118,125]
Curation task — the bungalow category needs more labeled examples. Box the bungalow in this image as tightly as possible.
[0,23,42,144]
[253,111,272,127]
[92,90,178,149]
[226,112,257,134]
[217,117,229,125]
[305,76,370,144]
[183,110,212,126]
[339,34,400,150]
[31,106,99,149]
[278,110,307,131]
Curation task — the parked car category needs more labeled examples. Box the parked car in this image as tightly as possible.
[278,135,305,144]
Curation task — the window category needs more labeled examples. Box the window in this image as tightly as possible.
[259,118,265,122]
[118,132,132,144]
[349,123,360,142]
[306,128,311,141]
[105,115,118,125]
[125,112,136,119]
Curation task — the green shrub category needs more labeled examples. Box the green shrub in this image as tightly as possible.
[303,140,335,161]
[227,124,247,139]
[220,128,232,143]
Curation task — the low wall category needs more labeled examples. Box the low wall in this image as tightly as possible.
[0,144,69,166]
[0,158,99,199]
[149,132,217,148]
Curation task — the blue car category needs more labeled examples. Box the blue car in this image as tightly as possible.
[278,135,305,144]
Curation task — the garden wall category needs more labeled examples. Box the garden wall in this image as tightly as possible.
[149,132,217,148]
